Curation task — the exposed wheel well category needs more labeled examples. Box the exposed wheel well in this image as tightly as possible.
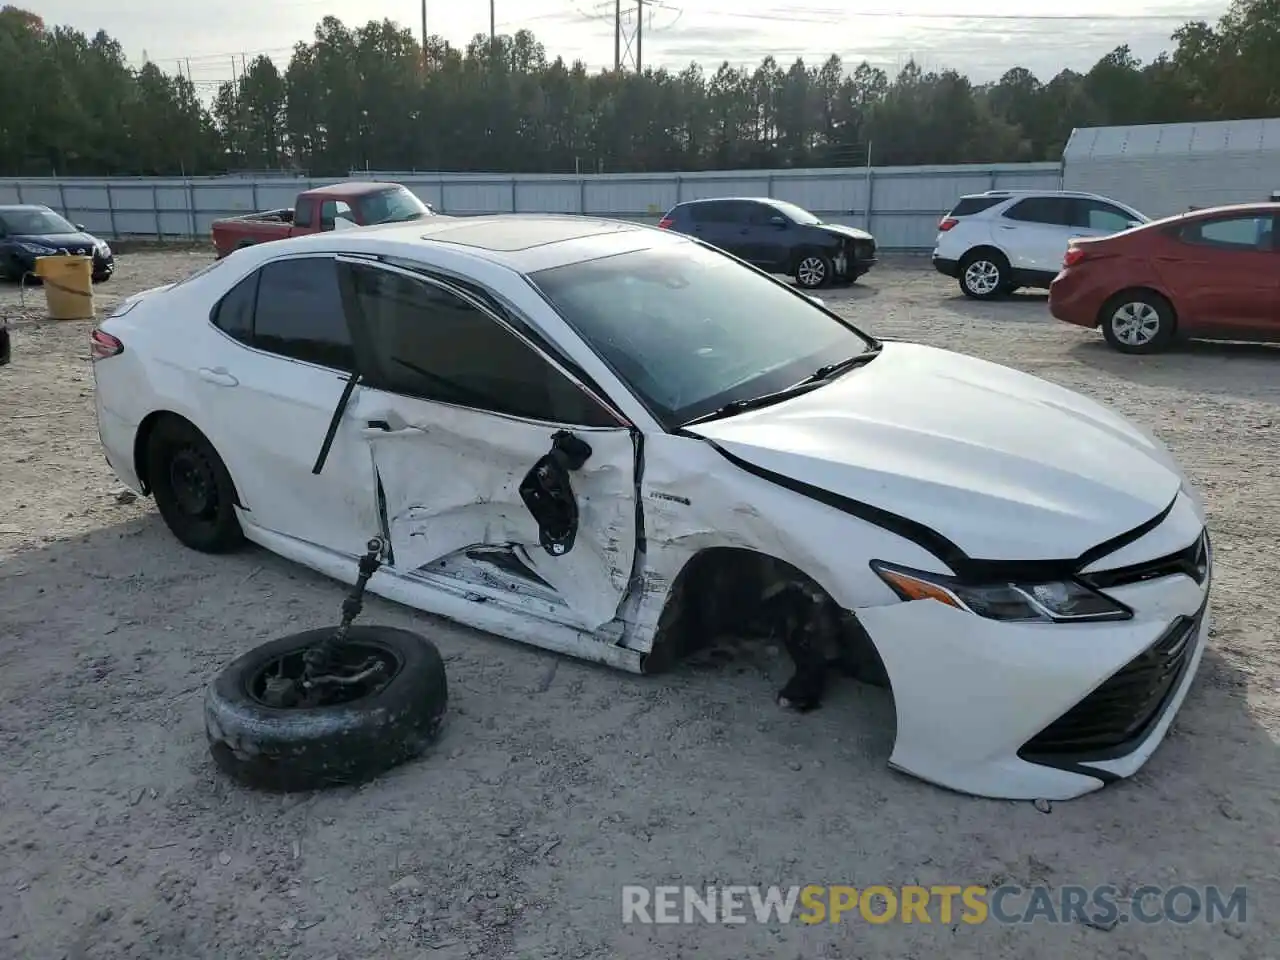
[133,411,242,507]
[959,245,1009,268]
[640,546,889,687]
[1097,287,1177,332]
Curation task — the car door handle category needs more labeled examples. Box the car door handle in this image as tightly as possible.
[198,367,238,387]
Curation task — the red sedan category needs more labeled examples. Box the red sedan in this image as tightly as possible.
[1049,202,1279,353]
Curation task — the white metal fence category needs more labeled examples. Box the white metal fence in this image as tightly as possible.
[0,162,1062,250]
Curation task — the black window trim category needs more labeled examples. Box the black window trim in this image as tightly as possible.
[206,252,360,375]
[334,255,631,428]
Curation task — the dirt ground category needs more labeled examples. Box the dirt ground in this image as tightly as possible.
[1,250,1277,960]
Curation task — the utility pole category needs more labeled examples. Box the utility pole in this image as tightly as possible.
[614,0,621,71]
[490,0,497,63]
[635,0,642,73]
[421,0,427,51]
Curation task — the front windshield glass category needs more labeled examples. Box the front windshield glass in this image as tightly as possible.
[767,200,821,225]
[358,186,431,225]
[0,209,77,235]
[528,241,875,427]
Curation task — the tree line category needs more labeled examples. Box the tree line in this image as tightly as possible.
[1,0,1277,179]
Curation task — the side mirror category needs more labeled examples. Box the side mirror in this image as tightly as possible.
[1125,220,1142,230]
[74,223,86,230]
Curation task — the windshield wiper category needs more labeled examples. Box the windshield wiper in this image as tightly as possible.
[798,342,884,385]
[681,343,883,428]
[681,380,827,427]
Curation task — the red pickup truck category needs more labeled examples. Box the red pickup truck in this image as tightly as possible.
[210,181,436,258]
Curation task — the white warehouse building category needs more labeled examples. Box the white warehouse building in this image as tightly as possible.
[1061,117,1280,219]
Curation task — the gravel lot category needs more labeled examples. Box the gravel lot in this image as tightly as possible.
[2,249,1277,960]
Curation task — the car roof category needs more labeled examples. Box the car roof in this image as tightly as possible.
[0,204,52,212]
[303,181,406,198]
[272,213,686,273]
[959,189,1125,202]
[1144,201,1280,226]
[676,196,789,207]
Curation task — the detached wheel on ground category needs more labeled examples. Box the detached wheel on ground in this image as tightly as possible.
[145,415,244,553]
[1101,292,1175,354]
[794,253,832,289]
[205,625,448,792]
[958,250,1009,300]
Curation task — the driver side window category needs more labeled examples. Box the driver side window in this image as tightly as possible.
[319,200,353,231]
[345,264,619,427]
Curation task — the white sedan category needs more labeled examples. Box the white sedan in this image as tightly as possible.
[90,215,1212,801]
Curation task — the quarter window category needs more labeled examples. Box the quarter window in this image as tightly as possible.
[210,271,257,344]
[345,264,617,426]
[252,257,357,370]
[689,201,743,224]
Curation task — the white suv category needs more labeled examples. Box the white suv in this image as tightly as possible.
[931,190,1149,300]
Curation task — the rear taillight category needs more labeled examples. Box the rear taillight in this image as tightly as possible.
[90,328,123,360]
[657,216,673,229]
[1062,246,1088,268]
[937,217,958,232]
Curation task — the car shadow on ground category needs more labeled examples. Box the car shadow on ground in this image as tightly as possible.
[3,515,1276,958]
[1067,338,1280,403]
[939,291,1053,321]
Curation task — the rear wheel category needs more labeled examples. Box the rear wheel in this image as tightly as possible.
[958,250,1008,300]
[1101,292,1175,354]
[145,416,244,552]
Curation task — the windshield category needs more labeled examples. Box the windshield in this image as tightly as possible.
[528,241,876,427]
[767,200,821,225]
[0,209,78,235]
[357,186,431,225]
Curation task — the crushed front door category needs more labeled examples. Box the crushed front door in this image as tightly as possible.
[354,390,639,630]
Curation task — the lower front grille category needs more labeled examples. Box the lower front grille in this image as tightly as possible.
[1019,608,1203,761]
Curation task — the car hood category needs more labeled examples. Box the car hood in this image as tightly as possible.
[813,223,874,242]
[686,341,1183,563]
[8,231,101,251]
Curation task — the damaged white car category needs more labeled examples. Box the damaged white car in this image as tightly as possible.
[91,215,1211,801]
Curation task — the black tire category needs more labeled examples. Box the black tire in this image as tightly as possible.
[205,626,449,792]
[0,326,10,366]
[1100,291,1175,354]
[145,415,244,553]
[92,272,111,284]
[794,252,832,289]
[958,250,1009,300]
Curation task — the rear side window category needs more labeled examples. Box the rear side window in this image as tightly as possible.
[689,201,742,224]
[1003,197,1070,226]
[1179,215,1273,251]
[293,199,313,228]
[211,272,257,344]
[947,196,1005,217]
[252,257,356,370]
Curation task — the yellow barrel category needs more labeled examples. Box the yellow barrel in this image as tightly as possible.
[34,254,95,320]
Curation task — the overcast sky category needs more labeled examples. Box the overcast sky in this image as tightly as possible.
[34,0,1226,90]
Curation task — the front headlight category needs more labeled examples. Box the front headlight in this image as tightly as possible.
[870,560,1132,623]
[18,241,56,255]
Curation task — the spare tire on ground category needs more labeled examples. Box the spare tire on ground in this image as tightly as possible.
[204,625,448,792]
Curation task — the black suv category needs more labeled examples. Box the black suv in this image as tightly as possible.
[658,197,877,289]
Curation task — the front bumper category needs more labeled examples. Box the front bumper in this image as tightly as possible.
[9,248,115,280]
[856,493,1211,800]
[834,240,877,279]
